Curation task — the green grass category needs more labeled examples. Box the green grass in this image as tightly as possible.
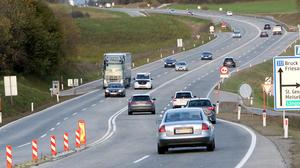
[221,60,274,109]
[169,0,298,14]
[0,6,214,125]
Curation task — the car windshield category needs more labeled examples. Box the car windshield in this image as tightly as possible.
[132,96,151,101]
[175,92,192,98]
[203,52,212,56]
[225,58,234,62]
[166,58,175,62]
[108,83,123,88]
[177,62,186,65]
[188,100,212,107]
[136,74,149,79]
[165,111,203,122]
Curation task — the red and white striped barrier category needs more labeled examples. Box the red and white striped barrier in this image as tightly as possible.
[50,136,57,156]
[6,145,12,168]
[76,130,80,148]
[32,140,38,161]
[64,133,69,152]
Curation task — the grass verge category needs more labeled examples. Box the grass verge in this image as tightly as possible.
[0,6,215,126]
[168,0,298,13]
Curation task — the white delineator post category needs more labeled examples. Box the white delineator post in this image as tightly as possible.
[250,97,253,106]
[237,104,241,121]
[31,102,34,112]
[262,111,267,127]
[56,94,59,103]
[284,118,289,139]
[216,101,219,114]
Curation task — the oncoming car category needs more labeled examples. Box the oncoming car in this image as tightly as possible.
[157,108,215,154]
[164,58,177,68]
[105,82,126,97]
[175,61,188,71]
[201,51,213,60]
[134,73,153,89]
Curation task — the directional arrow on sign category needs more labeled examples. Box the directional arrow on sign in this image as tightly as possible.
[278,68,300,106]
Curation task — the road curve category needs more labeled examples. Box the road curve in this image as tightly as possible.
[0,8,297,168]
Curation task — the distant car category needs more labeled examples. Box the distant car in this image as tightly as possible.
[260,31,269,38]
[164,58,177,68]
[226,11,233,16]
[186,98,216,124]
[134,73,153,89]
[272,25,282,35]
[169,9,175,14]
[157,108,215,154]
[175,61,188,71]
[264,24,271,30]
[232,30,242,38]
[128,94,156,115]
[105,82,126,97]
[201,51,213,60]
[187,10,194,15]
[172,91,194,108]
[223,57,237,68]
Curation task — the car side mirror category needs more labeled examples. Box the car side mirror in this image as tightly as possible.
[193,96,197,98]
[152,98,156,101]
[133,77,135,80]
[171,96,174,99]
[151,78,153,80]
[213,104,216,107]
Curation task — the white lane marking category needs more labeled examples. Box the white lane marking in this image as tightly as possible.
[41,134,47,139]
[50,128,55,132]
[81,108,87,111]
[188,83,192,86]
[184,86,187,89]
[157,74,161,78]
[64,117,68,121]
[99,100,104,103]
[56,122,61,126]
[91,104,96,107]
[164,107,167,110]
[72,112,77,116]
[167,104,170,107]
[133,155,150,164]
[210,70,214,73]
[164,72,168,74]
[161,111,164,114]
[17,142,30,148]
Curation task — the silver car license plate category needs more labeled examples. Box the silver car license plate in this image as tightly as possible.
[175,127,193,134]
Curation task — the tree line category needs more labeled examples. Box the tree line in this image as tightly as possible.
[0,0,78,77]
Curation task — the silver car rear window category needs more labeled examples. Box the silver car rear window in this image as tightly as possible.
[165,111,203,122]
[188,100,211,107]
[132,96,151,101]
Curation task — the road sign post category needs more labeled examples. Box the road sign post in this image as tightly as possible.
[294,45,300,56]
[4,76,18,105]
[219,66,229,78]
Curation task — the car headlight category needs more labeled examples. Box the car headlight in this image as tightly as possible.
[164,62,167,64]
[105,89,109,92]
[172,62,176,64]
[118,90,123,92]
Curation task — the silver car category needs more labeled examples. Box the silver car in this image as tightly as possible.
[157,108,215,154]
[175,61,188,71]
[128,94,156,115]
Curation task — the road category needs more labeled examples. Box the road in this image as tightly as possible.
[0,8,297,168]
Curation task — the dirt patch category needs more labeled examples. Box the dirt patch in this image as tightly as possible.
[218,102,300,168]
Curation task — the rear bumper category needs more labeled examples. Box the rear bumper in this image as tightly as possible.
[105,92,124,97]
[159,136,212,148]
[129,105,155,112]
[134,83,151,89]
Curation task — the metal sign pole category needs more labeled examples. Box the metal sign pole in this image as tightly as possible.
[0,97,2,125]
[283,110,286,129]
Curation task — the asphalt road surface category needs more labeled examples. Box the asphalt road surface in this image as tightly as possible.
[0,8,297,168]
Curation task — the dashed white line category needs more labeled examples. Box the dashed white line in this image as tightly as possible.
[163,107,167,110]
[99,100,104,103]
[81,108,87,111]
[56,122,61,126]
[50,128,55,132]
[41,134,47,139]
[184,86,187,89]
[188,83,192,86]
[91,104,96,107]
[64,117,69,121]
[167,104,170,107]
[133,155,150,164]
[157,74,161,78]
[17,142,30,148]
[161,111,164,114]
[72,112,77,116]
[164,72,168,74]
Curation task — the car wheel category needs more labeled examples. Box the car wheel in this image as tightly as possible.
[211,120,216,124]
[128,111,132,115]
[157,144,167,154]
[207,139,215,151]
[152,110,155,115]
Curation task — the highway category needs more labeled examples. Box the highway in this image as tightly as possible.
[0,8,297,168]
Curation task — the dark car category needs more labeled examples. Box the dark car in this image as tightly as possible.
[260,31,269,38]
[105,82,126,97]
[128,94,156,115]
[201,51,213,60]
[264,24,271,30]
[186,98,216,124]
[164,58,177,68]
[223,57,236,68]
